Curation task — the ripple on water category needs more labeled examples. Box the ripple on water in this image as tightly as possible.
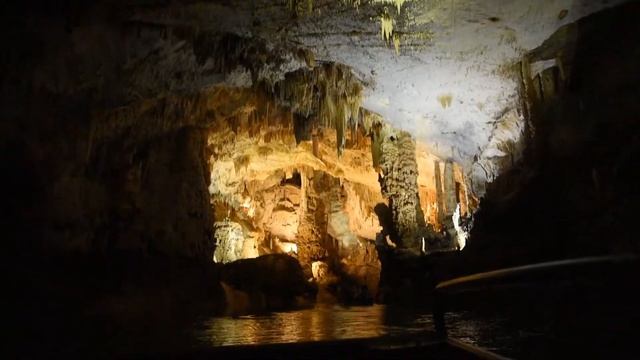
[196,304,435,347]
[195,305,530,357]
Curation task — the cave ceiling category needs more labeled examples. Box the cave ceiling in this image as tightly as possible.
[129,0,623,179]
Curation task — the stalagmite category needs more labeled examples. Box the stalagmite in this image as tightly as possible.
[377,127,426,251]
[443,161,457,217]
[312,128,320,158]
[434,160,446,224]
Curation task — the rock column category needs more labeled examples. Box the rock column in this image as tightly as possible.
[443,161,457,217]
[377,128,426,251]
[434,160,446,224]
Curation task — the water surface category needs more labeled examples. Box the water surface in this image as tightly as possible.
[196,305,433,346]
[195,304,519,356]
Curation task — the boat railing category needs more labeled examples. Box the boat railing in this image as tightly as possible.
[431,254,638,358]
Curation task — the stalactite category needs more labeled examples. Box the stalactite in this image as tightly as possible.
[341,0,361,9]
[381,11,393,43]
[373,0,406,13]
[285,0,314,17]
[393,33,401,55]
[272,62,363,154]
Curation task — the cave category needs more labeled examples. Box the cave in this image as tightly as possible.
[5,0,640,358]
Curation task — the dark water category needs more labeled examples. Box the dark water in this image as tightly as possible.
[194,305,521,357]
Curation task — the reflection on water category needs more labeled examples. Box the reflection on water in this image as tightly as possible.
[196,305,434,346]
[195,304,514,354]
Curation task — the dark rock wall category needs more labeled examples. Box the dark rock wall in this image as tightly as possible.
[7,96,216,262]
[36,126,213,259]
[2,3,258,260]
[91,127,214,259]
[3,5,231,344]
[449,2,640,275]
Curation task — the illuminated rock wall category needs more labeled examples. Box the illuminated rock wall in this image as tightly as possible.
[3,12,473,296]
[205,102,385,289]
[214,221,259,264]
[205,91,475,267]
[5,4,474,263]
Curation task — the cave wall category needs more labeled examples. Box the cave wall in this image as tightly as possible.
[2,0,304,260]
[203,94,477,303]
[452,2,640,274]
[204,103,385,299]
[417,151,471,227]
[3,3,243,260]
[3,0,476,259]
[3,1,476,312]
[84,127,213,259]
[373,121,472,253]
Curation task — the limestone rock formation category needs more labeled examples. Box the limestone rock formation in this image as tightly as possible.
[219,254,316,315]
[6,2,639,355]
[5,0,480,315]
[205,106,385,300]
[214,221,260,264]
[376,126,426,251]
[202,92,475,302]
[447,2,640,276]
